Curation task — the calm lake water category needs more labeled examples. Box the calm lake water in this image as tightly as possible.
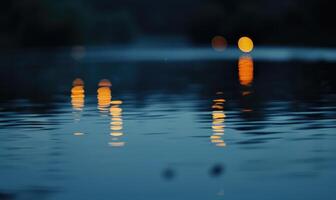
[0,51,336,200]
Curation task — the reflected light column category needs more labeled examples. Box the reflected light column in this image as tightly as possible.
[109,100,125,147]
[211,93,226,147]
[97,79,112,114]
[71,78,85,136]
[71,78,85,112]
[238,56,254,113]
[238,55,254,87]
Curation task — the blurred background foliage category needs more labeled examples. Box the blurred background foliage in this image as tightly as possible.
[0,0,335,48]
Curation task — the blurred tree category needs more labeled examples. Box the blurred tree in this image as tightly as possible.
[1,0,336,48]
[0,0,85,47]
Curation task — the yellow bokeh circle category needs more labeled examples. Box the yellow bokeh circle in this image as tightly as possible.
[238,36,254,53]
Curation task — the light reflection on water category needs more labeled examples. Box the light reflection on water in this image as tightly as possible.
[71,78,85,111]
[97,79,112,114]
[0,56,336,200]
[238,55,254,87]
[109,99,124,147]
[211,93,226,147]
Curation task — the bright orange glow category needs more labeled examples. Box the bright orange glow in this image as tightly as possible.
[111,100,123,105]
[212,111,226,119]
[212,125,224,129]
[71,78,85,127]
[213,99,225,103]
[71,84,85,111]
[238,36,254,53]
[238,56,254,86]
[97,80,112,112]
[213,119,224,124]
[110,107,122,113]
[97,87,111,111]
[71,86,85,96]
[210,135,221,139]
[212,36,227,51]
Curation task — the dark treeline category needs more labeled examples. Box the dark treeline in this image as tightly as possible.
[0,0,335,48]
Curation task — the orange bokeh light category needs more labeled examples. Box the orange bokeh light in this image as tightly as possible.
[211,36,227,51]
[98,79,112,87]
[72,78,84,87]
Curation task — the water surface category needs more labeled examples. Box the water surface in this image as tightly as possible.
[1,53,336,200]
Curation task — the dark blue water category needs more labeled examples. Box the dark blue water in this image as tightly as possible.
[1,52,336,200]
